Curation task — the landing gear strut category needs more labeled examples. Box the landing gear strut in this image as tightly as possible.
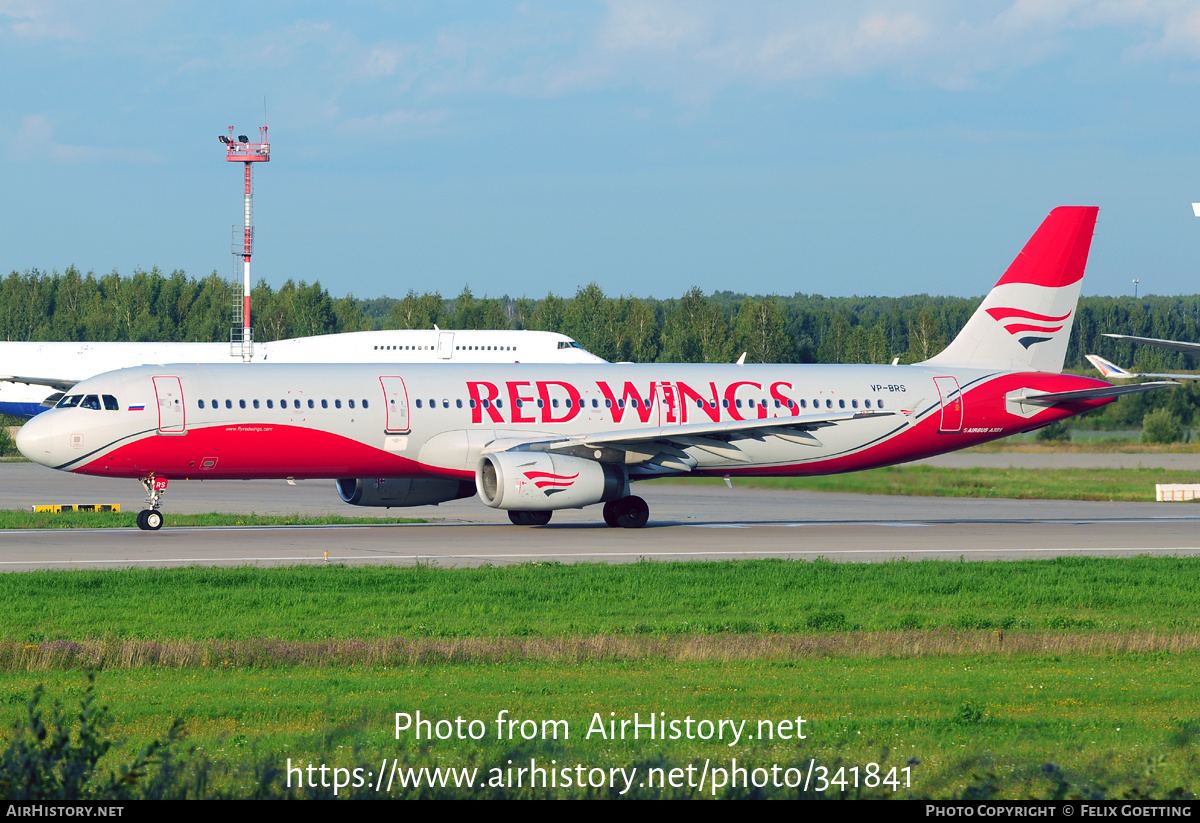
[603,495,649,529]
[137,475,167,531]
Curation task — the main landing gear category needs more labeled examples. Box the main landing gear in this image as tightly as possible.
[603,495,649,529]
[504,495,650,528]
[136,475,167,531]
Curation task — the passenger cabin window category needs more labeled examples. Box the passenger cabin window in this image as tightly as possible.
[225,400,232,409]
[198,400,206,409]
[267,399,274,409]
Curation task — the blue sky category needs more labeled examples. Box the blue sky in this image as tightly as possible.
[3,1,1200,300]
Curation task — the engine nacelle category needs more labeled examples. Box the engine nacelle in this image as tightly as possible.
[335,477,476,508]
[476,452,626,510]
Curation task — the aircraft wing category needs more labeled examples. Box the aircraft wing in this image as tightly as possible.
[0,375,79,392]
[485,409,896,467]
[1085,354,1200,382]
[1017,381,1179,406]
[1102,334,1200,354]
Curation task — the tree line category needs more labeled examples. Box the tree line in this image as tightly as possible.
[6,267,1200,373]
[6,267,1200,434]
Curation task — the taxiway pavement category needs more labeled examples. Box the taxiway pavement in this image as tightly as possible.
[2,462,1199,570]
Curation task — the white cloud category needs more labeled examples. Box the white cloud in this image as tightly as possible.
[538,1,1200,99]
[335,108,449,139]
[0,0,81,40]
[11,113,159,163]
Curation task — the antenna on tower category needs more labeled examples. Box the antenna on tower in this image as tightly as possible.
[220,124,270,362]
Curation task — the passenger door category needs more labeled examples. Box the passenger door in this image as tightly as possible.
[152,376,186,434]
[933,376,963,433]
[380,376,410,433]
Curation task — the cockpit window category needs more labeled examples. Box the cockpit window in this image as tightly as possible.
[57,395,82,408]
[557,340,585,349]
[102,395,119,411]
[80,395,101,410]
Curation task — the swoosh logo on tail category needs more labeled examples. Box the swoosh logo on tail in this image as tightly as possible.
[986,307,1072,348]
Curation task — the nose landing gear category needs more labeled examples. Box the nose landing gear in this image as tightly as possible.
[136,475,168,531]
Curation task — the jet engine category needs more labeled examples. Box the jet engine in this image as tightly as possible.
[476,452,626,510]
[335,477,476,508]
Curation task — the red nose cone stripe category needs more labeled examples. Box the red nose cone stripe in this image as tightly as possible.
[994,206,1097,289]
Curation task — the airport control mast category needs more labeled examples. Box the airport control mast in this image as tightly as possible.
[220,125,269,361]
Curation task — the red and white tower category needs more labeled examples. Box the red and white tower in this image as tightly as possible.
[220,125,269,361]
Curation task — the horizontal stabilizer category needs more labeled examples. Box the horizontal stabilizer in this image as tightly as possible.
[1018,381,1178,406]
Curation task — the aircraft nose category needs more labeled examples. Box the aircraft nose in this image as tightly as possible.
[16,413,59,466]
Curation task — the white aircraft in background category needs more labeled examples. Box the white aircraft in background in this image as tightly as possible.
[1085,354,1200,382]
[0,328,604,418]
[18,207,1175,530]
[1084,332,1200,383]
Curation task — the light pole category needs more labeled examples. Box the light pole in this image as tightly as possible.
[1133,278,1140,298]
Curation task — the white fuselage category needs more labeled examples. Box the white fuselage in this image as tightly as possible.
[17,361,1112,491]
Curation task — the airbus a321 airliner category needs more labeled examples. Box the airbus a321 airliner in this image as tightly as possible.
[17,207,1174,530]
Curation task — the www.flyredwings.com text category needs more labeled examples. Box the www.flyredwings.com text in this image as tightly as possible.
[283,710,914,796]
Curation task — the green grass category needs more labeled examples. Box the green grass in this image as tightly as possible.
[4,558,1200,640]
[3,655,1197,798]
[5,559,1200,797]
[0,511,425,529]
[702,466,1200,501]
